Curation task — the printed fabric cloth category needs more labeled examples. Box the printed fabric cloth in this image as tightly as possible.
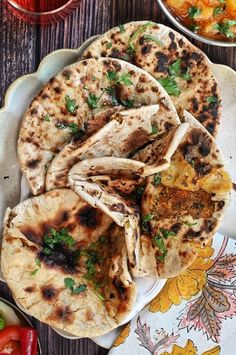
[108,233,236,355]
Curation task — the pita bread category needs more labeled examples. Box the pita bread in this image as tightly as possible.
[1,189,136,337]
[18,57,179,195]
[135,123,231,278]
[46,105,160,191]
[83,21,221,136]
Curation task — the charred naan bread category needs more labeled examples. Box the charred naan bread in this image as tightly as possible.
[1,189,136,337]
[136,123,231,278]
[83,21,221,136]
[18,57,179,196]
[68,124,188,271]
[46,105,160,191]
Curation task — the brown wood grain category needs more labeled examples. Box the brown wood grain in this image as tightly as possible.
[0,0,236,354]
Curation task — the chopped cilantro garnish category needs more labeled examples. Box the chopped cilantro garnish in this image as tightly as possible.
[107,71,132,86]
[188,6,202,19]
[120,99,134,108]
[190,24,200,33]
[107,71,118,81]
[151,124,158,135]
[206,96,218,103]
[169,59,191,81]
[119,73,132,86]
[184,221,198,227]
[119,24,125,33]
[142,214,154,231]
[153,228,176,262]
[143,34,163,46]
[126,43,136,56]
[55,122,84,139]
[154,173,161,186]
[87,93,99,109]
[65,95,77,114]
[31,269,39,276]
[106,42,112,49]
[0,314,5,330]
[169,59,182,77]
[67,123,84,139]
[213,20,236,39]
[44,114,50,122]
[35,257,41,267]
[64,278,87,295]
[43,228,75,255]
[87,91,105,109]
[158,77,181,96]
[213,7,225,17]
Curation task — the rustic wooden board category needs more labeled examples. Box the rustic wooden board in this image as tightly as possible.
[0,0,236,353]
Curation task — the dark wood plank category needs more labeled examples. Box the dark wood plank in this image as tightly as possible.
[0,0,37,106]
[0,1,236,354]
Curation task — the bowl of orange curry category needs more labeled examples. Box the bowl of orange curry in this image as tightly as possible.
[157,0,236,46]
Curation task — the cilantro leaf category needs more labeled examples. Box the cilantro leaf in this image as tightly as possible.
[87,93,98,109]
[169,59,191,81]
[213,20,236,38]
[42,228,75,255]
[107,71,132,86]
[151,124,158,135]
[206,96,218,103]
[44,114,50,122]
[153,228,176,262]
[190,24,200,33]
[64,277,75,291]
[107,71,118,81]
[31,269,39,276]
[67,123,84,139]
[35,257,41,267]
[120,99,134,108]
[0,314,5,330]
[213,7,225,17]
[119,24,125,33]
[143,34,163,46]
[106,42,112,49]
[169,59,182,76]
[158,77,181,96]
[142,214,154,231]
[73,284,87,294]
[188,6,202,19]
[65,95,77,114]
[154,173,161,186]
[64,278,87,294]
[119,73,132,86]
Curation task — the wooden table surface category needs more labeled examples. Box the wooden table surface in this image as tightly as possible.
[0,0,236,354]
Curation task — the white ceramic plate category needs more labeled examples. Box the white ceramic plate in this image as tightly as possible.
[0,35,236,350]
[0,36,167,349]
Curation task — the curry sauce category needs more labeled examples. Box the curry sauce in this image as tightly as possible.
[165,0,236,41]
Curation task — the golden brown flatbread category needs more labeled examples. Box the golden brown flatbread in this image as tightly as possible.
[1,189,136,337]
[83,21,221,136]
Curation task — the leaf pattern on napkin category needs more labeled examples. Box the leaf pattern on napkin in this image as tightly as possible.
[178,236,236,343]
[135,316,179,354]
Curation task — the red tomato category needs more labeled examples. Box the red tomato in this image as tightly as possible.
[0,327,20,350]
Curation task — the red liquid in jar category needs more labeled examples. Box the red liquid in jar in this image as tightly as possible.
[11,0,71,12]
[7,0,80,23]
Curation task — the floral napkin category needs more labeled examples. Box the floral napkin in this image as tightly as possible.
[109,233,236,355]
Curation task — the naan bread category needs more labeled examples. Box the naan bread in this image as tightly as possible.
[1,189,136,337]
[46,105,160,191]
[18,57,179,195]
[68,124,188,271]
[83,21,221,136]
[136,123,231,278]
